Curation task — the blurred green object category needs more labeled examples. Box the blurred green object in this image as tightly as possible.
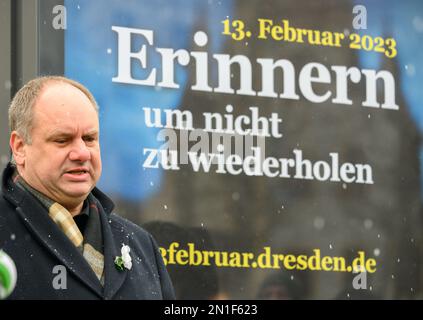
[0,250,17,299]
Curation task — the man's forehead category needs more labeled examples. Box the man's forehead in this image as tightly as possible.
[32,104,99,126]
[33,101,98,133]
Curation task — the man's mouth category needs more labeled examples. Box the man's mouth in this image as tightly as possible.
[68,171,87,175]
[65,168,89,175]
[63,168,91,182]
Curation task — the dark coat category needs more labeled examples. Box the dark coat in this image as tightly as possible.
[0,164,175,300]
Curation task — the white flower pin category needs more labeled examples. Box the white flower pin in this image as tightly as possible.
[114,244,132,271]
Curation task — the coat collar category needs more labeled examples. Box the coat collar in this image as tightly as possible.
[2,163,127,299]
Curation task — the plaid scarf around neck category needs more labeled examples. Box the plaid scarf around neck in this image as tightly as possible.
[13,173,105,285]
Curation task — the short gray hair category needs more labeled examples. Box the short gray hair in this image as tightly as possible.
[9,76,99,144]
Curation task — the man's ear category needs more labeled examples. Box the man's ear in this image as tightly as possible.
[10,131,27,166]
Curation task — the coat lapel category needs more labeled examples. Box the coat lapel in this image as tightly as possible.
[99,206,128,300]
[15,194,103,297]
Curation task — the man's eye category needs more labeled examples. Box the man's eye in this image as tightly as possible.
[55,139,67,144]
[83,136,96,142]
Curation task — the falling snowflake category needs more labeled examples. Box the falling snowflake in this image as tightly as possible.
[313,217,325,230]
[364,219,373,230]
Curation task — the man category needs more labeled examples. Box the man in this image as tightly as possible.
[0,76,175,299]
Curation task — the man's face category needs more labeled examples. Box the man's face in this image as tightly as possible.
[18,82,102,209]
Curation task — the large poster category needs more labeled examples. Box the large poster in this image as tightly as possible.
[64,0,423,299]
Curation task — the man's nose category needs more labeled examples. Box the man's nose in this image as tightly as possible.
[69,139,91,162]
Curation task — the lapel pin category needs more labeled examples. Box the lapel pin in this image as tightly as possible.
[114,244,132,271]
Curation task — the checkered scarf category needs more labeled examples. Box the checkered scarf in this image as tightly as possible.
[13,173,105,285]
